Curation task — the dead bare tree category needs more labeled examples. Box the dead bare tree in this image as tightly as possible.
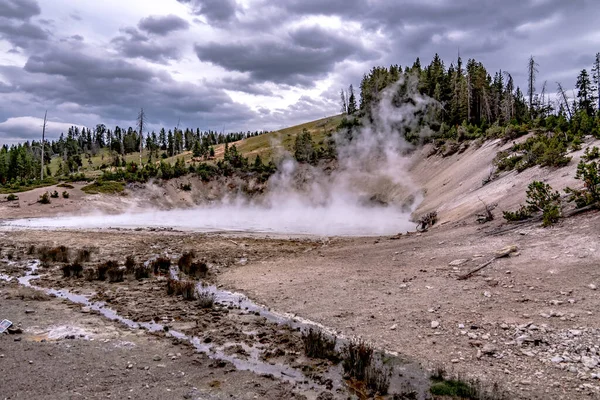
[41,110,47,180]
[527,55,539,117]
[476,197,497,224]
[556,82,572,120]
[416,211,438,232]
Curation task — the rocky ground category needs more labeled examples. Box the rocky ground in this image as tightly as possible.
[0,206,599,399]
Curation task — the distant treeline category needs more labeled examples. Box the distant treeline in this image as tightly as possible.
[0,126,268,185]
[345,53,600,136]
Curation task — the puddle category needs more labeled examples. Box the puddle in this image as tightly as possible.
[1,260,432,398]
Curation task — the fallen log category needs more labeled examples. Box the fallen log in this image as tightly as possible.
[457,245,518,280]
[457,258,495,280]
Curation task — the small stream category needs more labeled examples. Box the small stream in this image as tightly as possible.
[1,260,432,399]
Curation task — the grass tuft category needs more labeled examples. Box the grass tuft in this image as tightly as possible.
[81,181,125,194]
[302,328,338,362]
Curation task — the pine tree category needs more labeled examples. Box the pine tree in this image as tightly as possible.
[167,130,174,157]
[347,84,357,114]
[576,69,596,116]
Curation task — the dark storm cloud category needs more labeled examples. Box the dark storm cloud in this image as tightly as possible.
[111,28,182,64]
[0,0,41,20]
[138,14,190,36]
[0,44,255,142]
[2,0,600,144]
[0,20,48,48]
[195,25,377,87]
[177,0,237,22]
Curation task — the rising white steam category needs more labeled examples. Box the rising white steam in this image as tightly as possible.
[5,76,437,236]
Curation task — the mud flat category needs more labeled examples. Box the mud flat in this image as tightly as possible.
[1,209,600,399]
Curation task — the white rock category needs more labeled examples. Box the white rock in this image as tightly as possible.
[458,323,465,329]
[482,344,497,355]
[588,284,597,290]
[431,321,440,329]
[581,356,599,369]
[449,259,469,266]
[551,356,564,363]
[390,324,397,330]
[483,291,492,298]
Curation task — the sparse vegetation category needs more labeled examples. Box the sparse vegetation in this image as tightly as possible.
[61,262,83,278]
[565,159,600,208]
[38,246,70,263]
[152,257,171,274]
[341,339,374,381]
[76,248,92,263]
[81,181,125,194]
[178,251,195,273]
[57,183,74,189]
[365,363,392,395]
[179,280,196,300]
[134,264,150,280]
[97,261,119,281]
[302,328,338,362]
[6,193,18,201]
[503,181,561,226]
[416,211,438,231]
[106,263,124,283]
[50,190,59,198]
[125,255,136,274]
[62,191,70,198]
[180,182,192,191]
[38,192,51,204]
[494,132,572,173]
[429,369,507,400]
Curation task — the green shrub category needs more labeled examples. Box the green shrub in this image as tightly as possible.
[38,192,51,204]
[50,190,59,198]
[81,181,125,194]
[180,183,192,191]
[502,206,532,222]
[583,146,600,161]
[62,191,70,198]
[503,181,561,226]
[565,160,600,208]
[6,193,18,201]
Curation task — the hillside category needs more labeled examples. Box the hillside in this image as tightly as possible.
[45,115,344,178]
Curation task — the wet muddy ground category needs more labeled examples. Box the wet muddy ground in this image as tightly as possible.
[0,230,432,399]
[1,213,600,399]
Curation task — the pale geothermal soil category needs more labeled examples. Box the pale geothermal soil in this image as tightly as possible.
[0,214,599,399]
[219,214,600,400]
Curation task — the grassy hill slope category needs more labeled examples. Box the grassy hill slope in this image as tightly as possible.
[47,115,343,177]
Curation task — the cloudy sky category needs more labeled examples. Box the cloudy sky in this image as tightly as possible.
[0,0,598,144]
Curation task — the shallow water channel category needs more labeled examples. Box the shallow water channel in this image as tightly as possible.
[1,259,432,399]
